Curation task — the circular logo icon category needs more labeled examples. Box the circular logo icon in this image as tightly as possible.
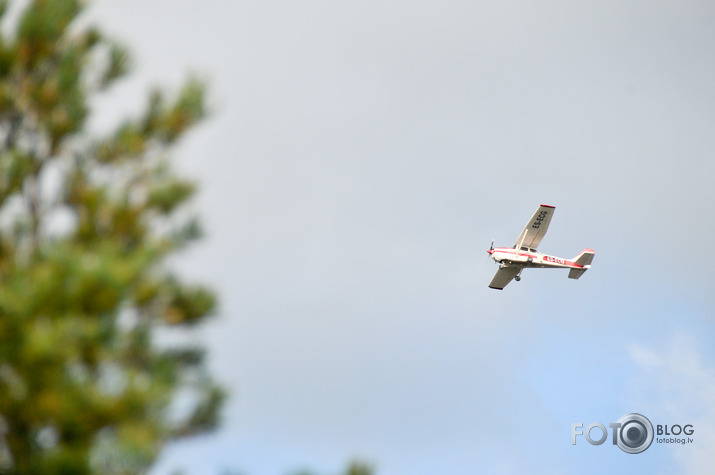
[615,413,654,454]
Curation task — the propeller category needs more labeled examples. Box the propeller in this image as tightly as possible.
[489,239,494,251]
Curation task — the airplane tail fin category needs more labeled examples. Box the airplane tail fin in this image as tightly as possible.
[568,248,595,279]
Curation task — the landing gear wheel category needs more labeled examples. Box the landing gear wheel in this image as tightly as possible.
[515,276,521,282]
[527,257,533,263]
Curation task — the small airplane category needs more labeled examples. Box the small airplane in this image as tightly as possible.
[487,204,594,290]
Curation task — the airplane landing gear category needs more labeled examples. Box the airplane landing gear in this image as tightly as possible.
[515,275,521,281]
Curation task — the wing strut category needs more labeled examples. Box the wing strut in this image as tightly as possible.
[518,230,527,251]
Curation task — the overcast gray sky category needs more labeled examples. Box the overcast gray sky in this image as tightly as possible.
[80,1,715,473]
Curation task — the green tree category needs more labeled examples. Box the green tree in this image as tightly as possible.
[291,460,375,475]
[0,0,223,472]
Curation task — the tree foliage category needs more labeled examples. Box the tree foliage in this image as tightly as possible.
[291,461,375,475]
[0,1,223,472]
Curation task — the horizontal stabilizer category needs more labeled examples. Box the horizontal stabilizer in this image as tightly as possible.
[569,248,594,279]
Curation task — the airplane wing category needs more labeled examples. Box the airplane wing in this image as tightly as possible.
[488,267,521,290]
[513,204,555,251]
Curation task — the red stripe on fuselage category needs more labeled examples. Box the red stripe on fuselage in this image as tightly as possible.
[492,248,583,268]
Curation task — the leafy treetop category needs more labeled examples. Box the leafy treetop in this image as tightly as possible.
[0,1,224,473]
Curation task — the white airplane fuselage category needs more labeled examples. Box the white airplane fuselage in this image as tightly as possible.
[486,204,594,289]
[487,247,580,270]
